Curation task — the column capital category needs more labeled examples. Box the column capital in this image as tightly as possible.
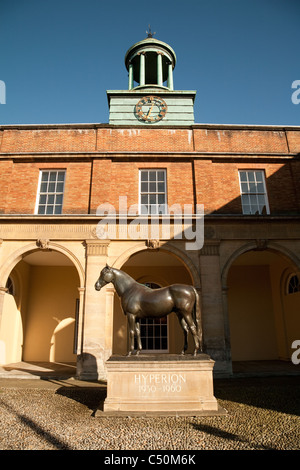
[85,240,110,256]
[200,240,220,256]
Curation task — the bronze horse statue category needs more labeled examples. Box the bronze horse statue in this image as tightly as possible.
[95,265,203,356]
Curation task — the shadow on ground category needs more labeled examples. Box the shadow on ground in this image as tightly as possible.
[55,384,107,414]
[214,376,300,416]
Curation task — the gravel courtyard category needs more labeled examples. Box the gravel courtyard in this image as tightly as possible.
[0,375,299,451]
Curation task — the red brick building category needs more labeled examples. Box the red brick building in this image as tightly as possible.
[0,35,299,379]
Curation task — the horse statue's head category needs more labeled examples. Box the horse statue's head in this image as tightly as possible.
[95,264,114,291]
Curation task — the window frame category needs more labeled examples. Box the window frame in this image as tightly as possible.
[286,273,300,295]
[134,282,169,353]
[238,169,270,215]
[35,169,66,215]
[139,169,167,215]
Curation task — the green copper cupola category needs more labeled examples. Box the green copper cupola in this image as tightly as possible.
[125,37,176,90]
[107,32,196,125]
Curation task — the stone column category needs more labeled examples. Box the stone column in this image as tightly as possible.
[167,62,174,90]
[78,240,110,381]
[75,287,85,355]
[139,53,145,86]
[199,240,231,375]
[157,52,163,86]
[0,286,8,330]
[128,62,134,90]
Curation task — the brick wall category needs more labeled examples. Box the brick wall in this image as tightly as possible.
[1,125,297,154]
[1,161,91,214]
[89,160,194,213]
[0,124,299,216]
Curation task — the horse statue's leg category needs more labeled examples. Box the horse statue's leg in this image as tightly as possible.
[183,312,201,356]
[176,313,189,355]
[135,320,142,355]
[127,313,136,356]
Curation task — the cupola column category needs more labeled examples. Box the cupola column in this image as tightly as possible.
[128,61,134,90]
[157,52,163,86]
[167,61,174,90]
[139,52,146,86]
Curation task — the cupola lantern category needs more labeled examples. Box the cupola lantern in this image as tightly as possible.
[107,32,196,125]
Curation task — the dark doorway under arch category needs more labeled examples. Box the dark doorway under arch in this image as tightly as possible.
[227,249,300,366]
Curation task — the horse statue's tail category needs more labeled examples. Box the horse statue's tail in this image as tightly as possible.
[192,287,203,353]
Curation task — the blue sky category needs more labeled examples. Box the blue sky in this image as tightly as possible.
[0,0,299,126]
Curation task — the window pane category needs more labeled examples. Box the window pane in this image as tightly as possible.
[255,171,263,182]
[239,170,268,215]
[139,169,167,215]
[257,194,266,205]
[149,194,156,204]
[40,182,48,193]
[46,205,54,214]
[57,182,65,193]
[55,194,63,205]
[241,194,250,206]
[158,194,165,204]
[256,182,264,193]
[36,170,65,215]
[48,194,55,204]
[140,205,148,214]
[249,182,257,193]
[239,171,247,182]
[241,182,248,193]
[141,194,148,204]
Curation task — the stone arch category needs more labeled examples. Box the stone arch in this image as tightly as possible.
[221,241,300,290]
[0,241,85,366]
[112,242,201,289]
[222,240,300,364]
[0,241,85,289]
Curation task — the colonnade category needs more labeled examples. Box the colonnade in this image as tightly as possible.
[128,51,174,90]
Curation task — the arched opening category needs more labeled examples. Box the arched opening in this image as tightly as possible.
[226,248,300,371]
[112,249,194,356]
[0,249,80,371]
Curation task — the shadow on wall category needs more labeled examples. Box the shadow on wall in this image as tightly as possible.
[209,161,300,216]
[77,352,99,381]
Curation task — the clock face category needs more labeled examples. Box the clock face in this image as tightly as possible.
[135,96,167,122]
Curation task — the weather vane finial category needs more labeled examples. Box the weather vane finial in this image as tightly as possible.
[146,25,156,38]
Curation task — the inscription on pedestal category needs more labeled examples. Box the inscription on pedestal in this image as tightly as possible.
[135,372,186,395]
[102,355,223,415]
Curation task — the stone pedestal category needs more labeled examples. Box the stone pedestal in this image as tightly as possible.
[102,354,224,416]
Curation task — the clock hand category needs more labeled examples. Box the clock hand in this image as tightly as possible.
[147,102,154,117]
